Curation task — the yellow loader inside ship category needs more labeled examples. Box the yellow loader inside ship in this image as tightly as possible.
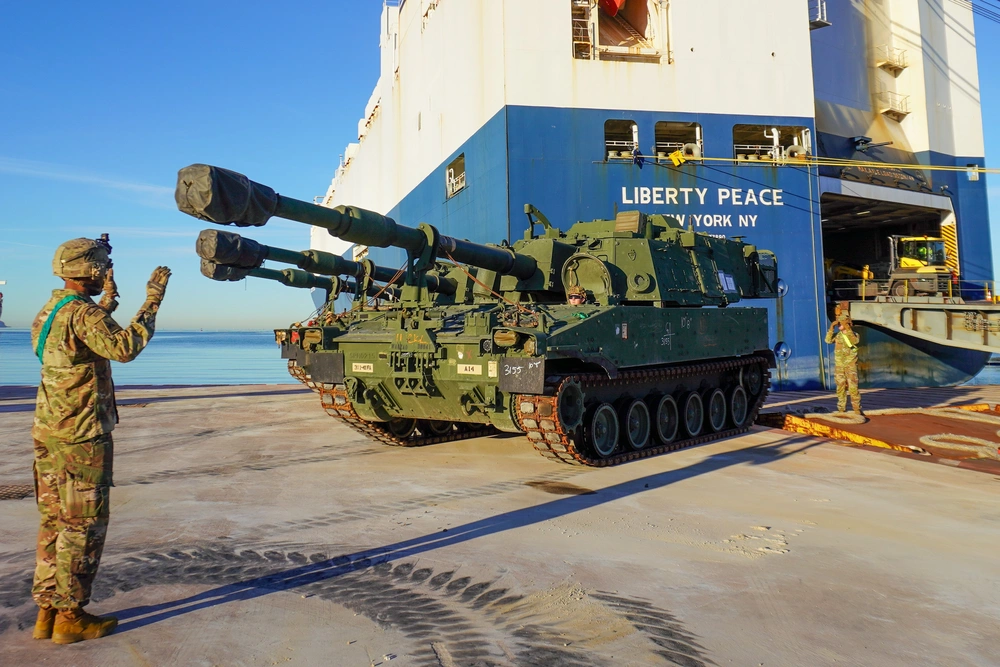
[888,235,954,297]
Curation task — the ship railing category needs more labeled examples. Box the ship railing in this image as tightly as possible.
[875,45,908,75]
[831,279,884,301]
[734,144,783,163]
[831,278,1000,304]
[654,140,704,162]
[809,0,831,29]
[875,89,911,121]
[446,171,466,198]
[606,140,637,160]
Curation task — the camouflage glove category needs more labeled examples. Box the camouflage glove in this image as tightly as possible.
[146,266,171,305]
[98,268,119,313]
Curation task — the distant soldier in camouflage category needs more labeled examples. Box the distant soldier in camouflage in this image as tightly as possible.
[825,301,862,415]
[30,235,170,644]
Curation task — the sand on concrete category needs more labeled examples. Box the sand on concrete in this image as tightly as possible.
[0,384,997,666]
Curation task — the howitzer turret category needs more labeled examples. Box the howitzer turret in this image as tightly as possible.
[176,164,781,467]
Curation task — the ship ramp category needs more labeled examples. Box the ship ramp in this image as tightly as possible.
[848,297,1000,354]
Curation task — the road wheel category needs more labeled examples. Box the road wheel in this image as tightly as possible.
[586,403,620,459]
[729,385,749,428]
[706,388,727,432]
[682,392,704,438]
[385,418,418,439]
[620,399,651,450]
[654,395,679,444]
[425,420,453,436]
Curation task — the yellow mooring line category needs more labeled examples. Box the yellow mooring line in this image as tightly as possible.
[758,404,998,457]
[761,414,926,454]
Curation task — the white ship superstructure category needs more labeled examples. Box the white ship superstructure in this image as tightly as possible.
[316,0,992,389]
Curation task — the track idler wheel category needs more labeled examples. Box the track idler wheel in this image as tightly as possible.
[705,388,727,433]
[653,395,679,444]
[682,392,704,438]
[729,386,749,428]
[620,398,651,450]
[585,402,619,459]
[744,364,763,398]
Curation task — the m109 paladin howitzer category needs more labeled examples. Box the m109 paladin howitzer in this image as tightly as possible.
[177,164,780,466]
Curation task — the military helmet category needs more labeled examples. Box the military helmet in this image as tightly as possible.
[567,285,586,298]
[52,238,110,281]
[835,300,852,323]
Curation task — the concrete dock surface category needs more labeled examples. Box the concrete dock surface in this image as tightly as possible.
[0,384,997,666]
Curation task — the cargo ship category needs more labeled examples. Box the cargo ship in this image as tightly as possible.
[312,0,993,390]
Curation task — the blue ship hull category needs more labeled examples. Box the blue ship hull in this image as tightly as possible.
[361,105,991,390]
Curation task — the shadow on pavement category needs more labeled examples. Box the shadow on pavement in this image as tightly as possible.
[111,434,817,633]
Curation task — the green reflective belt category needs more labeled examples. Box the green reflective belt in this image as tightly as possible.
[36,295,83,363]
[838,332,856,350]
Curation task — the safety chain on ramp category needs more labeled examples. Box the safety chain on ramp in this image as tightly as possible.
[514,357,771,467]
[288,359,496,447]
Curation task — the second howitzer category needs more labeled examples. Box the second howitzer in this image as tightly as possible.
[178,163,780,466]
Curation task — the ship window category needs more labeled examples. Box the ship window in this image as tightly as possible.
[967,164,980,181]
[446,153,466,199]
[654,122,703,162]
[605,120,638,161]
[733,124,811,164]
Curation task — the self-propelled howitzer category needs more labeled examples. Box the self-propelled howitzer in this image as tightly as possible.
[177,164,780,466]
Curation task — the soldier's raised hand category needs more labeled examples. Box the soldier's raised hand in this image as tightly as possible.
[102,268,119,300]
[146,266,171,303]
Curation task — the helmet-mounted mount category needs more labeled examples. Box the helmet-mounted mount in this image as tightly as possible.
[52,234,113,281]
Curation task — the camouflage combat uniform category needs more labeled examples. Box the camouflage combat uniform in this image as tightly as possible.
[31,289,159,610]
[825,317,861,413]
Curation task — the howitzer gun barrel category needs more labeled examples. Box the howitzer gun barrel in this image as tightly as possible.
[195,229,453,294]
[177,164,536,281]
[200,260,398,300]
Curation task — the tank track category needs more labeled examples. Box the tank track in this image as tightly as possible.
[514,356,771,467]
[287,359,321,393]
[287,359,495,447]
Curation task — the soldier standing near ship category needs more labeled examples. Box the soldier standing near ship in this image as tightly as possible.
[29,235,170,644]
[825,301,863,416]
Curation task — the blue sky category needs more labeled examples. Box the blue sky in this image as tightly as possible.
[1,2,998,330]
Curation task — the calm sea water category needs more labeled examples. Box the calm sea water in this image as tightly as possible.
[0,329,296,386]
[1,326,997,387]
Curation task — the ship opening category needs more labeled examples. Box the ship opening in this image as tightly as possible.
[820,193,957,305]
[571,0,663,62]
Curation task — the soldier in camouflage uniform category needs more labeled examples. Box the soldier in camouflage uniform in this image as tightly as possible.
[30,236,170,644]
[825,301,862,415]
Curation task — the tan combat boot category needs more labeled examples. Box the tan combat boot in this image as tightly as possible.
[51,608,118,644]
[32,607,55,640]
